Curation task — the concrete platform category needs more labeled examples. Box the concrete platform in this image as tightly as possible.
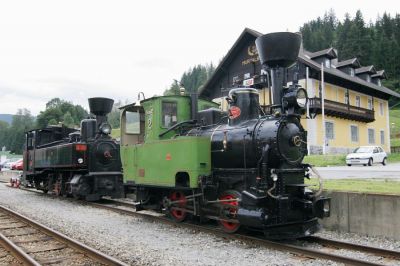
[322,191,400,240]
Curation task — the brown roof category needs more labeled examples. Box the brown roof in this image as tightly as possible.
[355,65,376,75]
[335,58,361,68]
[308,47,338,59]
[298,55,398,97]
[371,70,387,79]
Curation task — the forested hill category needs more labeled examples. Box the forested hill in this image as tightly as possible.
[300,10,400,106]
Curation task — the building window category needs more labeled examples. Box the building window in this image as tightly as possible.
[350,68,355,77]
[377,79,381,86]
[368,128,375,144]
[379,102,384,116]
[344,91,349,104]
[325,59,331,68]
[367,97,373,110]
[350,125,359,142]
[355,95,361,107]
[380,130,385,145]
[325,121,334,140]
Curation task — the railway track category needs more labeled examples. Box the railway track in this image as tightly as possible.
[4,183,400,266]
[0,204,127,265]
[96,199,400,266]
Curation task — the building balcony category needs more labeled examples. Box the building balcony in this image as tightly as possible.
[308,97,375,123]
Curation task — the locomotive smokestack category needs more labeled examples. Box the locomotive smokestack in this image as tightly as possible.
[88,97,114,134]
[255,32,302,109]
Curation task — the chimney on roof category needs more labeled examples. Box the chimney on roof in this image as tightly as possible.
[331,49,338,67]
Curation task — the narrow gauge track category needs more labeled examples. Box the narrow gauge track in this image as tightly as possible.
[5,184,400,266]
[0,204,127,265]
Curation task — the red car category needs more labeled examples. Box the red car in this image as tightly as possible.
[11,159,23,170]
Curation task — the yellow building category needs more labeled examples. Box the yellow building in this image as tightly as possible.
[200,28,400,154]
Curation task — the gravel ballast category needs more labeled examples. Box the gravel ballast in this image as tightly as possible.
[0,184,397,265]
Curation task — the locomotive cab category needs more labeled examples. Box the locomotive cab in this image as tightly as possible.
[120,104,145,145]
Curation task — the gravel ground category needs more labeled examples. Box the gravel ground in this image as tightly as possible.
[316,230,400,252]
[0,184,341,266]
[314,230,400,265]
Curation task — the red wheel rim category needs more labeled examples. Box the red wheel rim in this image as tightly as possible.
[54,181,61,196]
[169,191,187,221]
[220,194,240,232]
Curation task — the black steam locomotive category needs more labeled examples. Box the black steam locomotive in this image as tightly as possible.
[188,33,330,238]
[23,98,124,201]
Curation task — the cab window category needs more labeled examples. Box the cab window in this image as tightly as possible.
[26,132,35,150]
[162,102,177,128]
[125,111,140,134]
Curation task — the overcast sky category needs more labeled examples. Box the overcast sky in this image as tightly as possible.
[0,0,398,115]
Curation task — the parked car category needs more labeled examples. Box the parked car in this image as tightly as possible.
[11,159,23,170]
[3,158,20,170]
[0,159,11,169]
[346,146,387,166]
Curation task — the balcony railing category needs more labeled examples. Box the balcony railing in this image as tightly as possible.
[261,97,375,123]
[308,97,375,122]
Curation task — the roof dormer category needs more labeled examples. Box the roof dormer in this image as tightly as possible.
[355,65,376,82]
[335,58,361,76]
[371,70,387,86]
[309,48,338,68]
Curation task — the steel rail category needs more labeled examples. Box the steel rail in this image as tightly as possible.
[0,204,128,266]
[0,232,41,266]
[303,236,400,259]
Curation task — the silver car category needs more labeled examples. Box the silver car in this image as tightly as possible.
[346,146,387,166]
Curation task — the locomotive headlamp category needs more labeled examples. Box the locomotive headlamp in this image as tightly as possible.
[99,122,112,135]
[282,87,308,110]
[296,88,307,108]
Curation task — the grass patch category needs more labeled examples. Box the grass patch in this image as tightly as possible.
[390,109,400,147]
[306,178,400,194]
[0,151,22,158]
[392,138,400,146]
[303,154,346,167]
[388,152,400,162]
[390,109,400,132]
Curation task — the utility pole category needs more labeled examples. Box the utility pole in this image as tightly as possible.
[321,63,326,155]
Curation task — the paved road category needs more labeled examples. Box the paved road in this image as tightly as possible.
[2,165,399,181]
[316,163,400,180]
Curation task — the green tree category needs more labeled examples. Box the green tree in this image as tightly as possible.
[63,112,74,127]
[163,63,215,95]
[36,98,88,128]
[0,121,10,150]
[8,109,34,154]
[108,100,122,129]
[48,119,58,125]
